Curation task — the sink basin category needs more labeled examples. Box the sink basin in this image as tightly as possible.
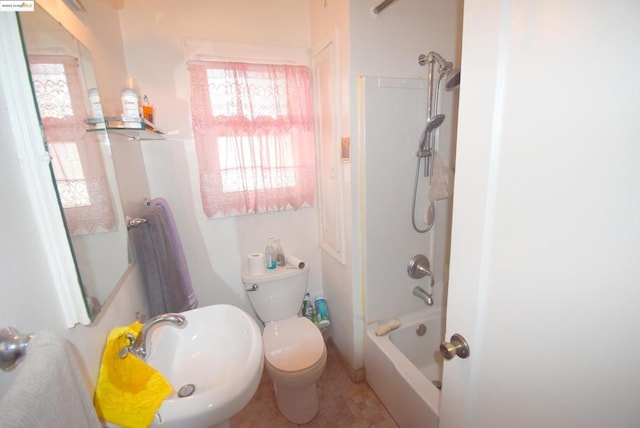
[146,304,263,427]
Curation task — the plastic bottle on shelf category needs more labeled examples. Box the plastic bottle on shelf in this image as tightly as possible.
[120,87,139,119]
[142,94,155,129]
[121,77,141,119]
[88,88,103,119]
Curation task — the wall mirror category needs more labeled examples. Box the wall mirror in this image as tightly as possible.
[18,6,129,321]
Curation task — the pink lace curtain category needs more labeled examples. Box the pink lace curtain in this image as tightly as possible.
[187,60,316,217]
[29,55,116,235]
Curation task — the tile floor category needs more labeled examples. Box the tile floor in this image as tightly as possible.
[231,342,398,428]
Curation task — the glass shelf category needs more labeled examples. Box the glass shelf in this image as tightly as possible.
[86,116,165,140]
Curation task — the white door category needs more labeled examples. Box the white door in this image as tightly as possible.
[440,1,640,427]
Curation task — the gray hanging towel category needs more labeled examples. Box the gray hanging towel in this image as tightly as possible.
[129,199,198,316]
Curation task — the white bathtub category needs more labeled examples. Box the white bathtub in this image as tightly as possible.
[365,308,444,428]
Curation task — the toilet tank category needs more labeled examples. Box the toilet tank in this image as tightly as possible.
[242,266,310,322]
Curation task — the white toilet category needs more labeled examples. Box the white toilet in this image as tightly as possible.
[242,265,327,424]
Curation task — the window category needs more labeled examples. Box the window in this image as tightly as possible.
[29,55,116,234]
[187,60,316,218]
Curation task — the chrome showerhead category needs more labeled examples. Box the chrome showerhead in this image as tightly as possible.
[418,114,446,155]
[425,113,446,133]
[445,68,461,91]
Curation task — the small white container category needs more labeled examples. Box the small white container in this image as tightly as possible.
[88,88,103,119]
[120,87,139,118]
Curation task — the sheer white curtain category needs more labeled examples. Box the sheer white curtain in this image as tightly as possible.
[187,60,316,217]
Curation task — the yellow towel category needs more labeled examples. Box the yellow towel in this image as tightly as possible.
[94,322,173,428]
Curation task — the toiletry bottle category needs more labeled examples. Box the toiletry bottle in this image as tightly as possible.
[314,295,330,328]
[142,94,154,128]
[121,77,142,119]
[302,293,313,320]
[273,238,285,267]
[88,88,103,119]
[265,241,276,270]
[121,87,139,119]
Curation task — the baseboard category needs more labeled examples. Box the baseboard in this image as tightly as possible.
[327,337,366,384]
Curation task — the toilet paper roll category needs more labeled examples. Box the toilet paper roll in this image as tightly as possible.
[284,254,306,269]
[247,252,266,276]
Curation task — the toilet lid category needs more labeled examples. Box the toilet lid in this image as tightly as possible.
[263,317,324,373]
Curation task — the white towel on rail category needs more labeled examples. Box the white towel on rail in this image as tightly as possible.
[0,331,100,427]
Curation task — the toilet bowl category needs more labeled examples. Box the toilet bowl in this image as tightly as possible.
[242,265,327,424]
[263,316,326,424]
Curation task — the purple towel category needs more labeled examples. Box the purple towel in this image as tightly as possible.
[129,198,198,316]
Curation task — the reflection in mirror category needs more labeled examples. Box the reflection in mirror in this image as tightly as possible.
[19,5,129,321]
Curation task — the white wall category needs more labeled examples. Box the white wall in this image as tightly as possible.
[117,0,323,318]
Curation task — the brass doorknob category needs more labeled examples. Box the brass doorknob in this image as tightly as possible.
[440,333,470,360]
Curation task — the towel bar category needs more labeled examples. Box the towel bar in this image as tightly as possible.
[0,327,32,371]
[373,0,397,14]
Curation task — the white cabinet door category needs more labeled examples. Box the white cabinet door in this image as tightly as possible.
[313,38,345,263]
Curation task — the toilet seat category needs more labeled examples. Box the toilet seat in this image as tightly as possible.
[263,317,325,373]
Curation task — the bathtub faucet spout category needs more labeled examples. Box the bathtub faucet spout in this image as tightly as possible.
[413,286,434,306]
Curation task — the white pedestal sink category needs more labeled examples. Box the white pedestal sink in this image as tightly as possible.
[145,304,263,427]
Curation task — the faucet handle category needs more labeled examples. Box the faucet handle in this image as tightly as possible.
[408,255,433,280]
[135,312,147,323]
[118,333,137,359]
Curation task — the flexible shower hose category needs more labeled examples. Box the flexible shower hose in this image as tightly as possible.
[411,156,435,233]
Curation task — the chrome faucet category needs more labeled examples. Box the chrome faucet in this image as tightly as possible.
[120,313,186,360]
[413,286,434,306]
[408,255,436,306]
